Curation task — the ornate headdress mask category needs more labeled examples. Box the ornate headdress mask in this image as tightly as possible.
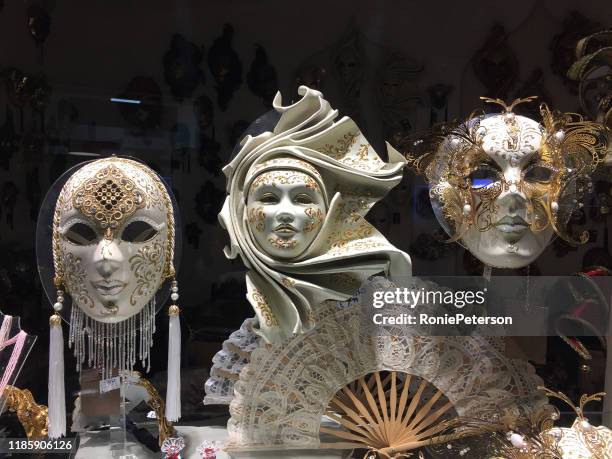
[408,97,609,268]
[221,86,411,343]
[46,157,182,438]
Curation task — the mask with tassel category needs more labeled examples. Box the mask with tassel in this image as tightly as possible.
[44,156,182,438]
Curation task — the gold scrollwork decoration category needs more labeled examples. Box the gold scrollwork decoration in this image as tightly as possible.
[129,242,165,306]
[132,374,177,446]
[3,385,49,440]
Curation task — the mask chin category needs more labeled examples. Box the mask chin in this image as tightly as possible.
[460,224,553,269]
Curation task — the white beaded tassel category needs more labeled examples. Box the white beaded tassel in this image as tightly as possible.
[165,280,181,421]
[48,290,66,439]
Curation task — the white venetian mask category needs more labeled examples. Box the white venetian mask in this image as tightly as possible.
[53,158,174,323]
[413,97,608,269]
[459,114,555,268]
[246,168,327,259]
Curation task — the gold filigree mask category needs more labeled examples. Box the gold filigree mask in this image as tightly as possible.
[409,97,609,268]
[53,157,175,323]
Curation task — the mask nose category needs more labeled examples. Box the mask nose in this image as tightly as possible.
[93,239,123,278]
[500,193,527,215]
[276,210,295,224]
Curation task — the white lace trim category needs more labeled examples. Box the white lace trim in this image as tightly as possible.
[204,318,261,405]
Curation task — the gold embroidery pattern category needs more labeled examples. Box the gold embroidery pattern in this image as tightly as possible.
[250,171,321,193]
[342,143,384,172]
[281,277,296,287]
[329,240,385,255]
[128,241,165,306]
[267,235,298,250]
[334,197,370,224]
[327,223,375,254]
[318,131,359,159]
[247,206,265,232]
[132,172,165,210]
[249,158,321,179]
[317,132,384,172]
[304,207,324,233]
[62,252,94,309]
[251,288,278,327]
[73,164,146,237]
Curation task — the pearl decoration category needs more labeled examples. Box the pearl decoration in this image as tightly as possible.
[171,292,179,301]
[451,137,461,147]
[580,419,591,429]
[554,130,565,142]
[171,286,178,293]
[509,433,527,449]
[463,204,472,215]
[53,302,63,311]
[509,184,517,193]
[504,112,515,121]
[551,201,559,212]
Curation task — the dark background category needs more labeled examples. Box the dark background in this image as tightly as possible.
[0,0,611,433]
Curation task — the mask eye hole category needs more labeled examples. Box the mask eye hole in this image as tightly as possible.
[524,165,553,183]
[294,193,314,205]
[259,193,279,204]
[65,223,98,245]
[469,166,499,189]
[121,220,158,243]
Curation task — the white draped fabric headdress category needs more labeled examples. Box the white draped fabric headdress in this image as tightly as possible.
[220,86,411,343]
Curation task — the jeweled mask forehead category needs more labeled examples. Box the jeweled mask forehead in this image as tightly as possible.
[72,163,147,239]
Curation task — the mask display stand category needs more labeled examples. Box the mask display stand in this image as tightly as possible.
[0,311,36,416]
[74,365,176,457]
[73,368,128,458]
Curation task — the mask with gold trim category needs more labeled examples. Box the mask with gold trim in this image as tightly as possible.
[45,157,182,438]
[408,96,609,268]
[244,157,328,259]
[220,86,411,343]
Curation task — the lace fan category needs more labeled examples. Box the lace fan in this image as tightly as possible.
[226,299,548,452]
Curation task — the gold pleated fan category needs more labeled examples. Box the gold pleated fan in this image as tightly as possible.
[320,371,476,458]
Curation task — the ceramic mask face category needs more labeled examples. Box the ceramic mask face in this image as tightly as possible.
[459,114,555,268]
[54,158,172,323]
[246,169,327,259]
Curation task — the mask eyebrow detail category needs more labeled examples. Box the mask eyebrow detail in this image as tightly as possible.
[123,215,165,232]
[59,217,100,236]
